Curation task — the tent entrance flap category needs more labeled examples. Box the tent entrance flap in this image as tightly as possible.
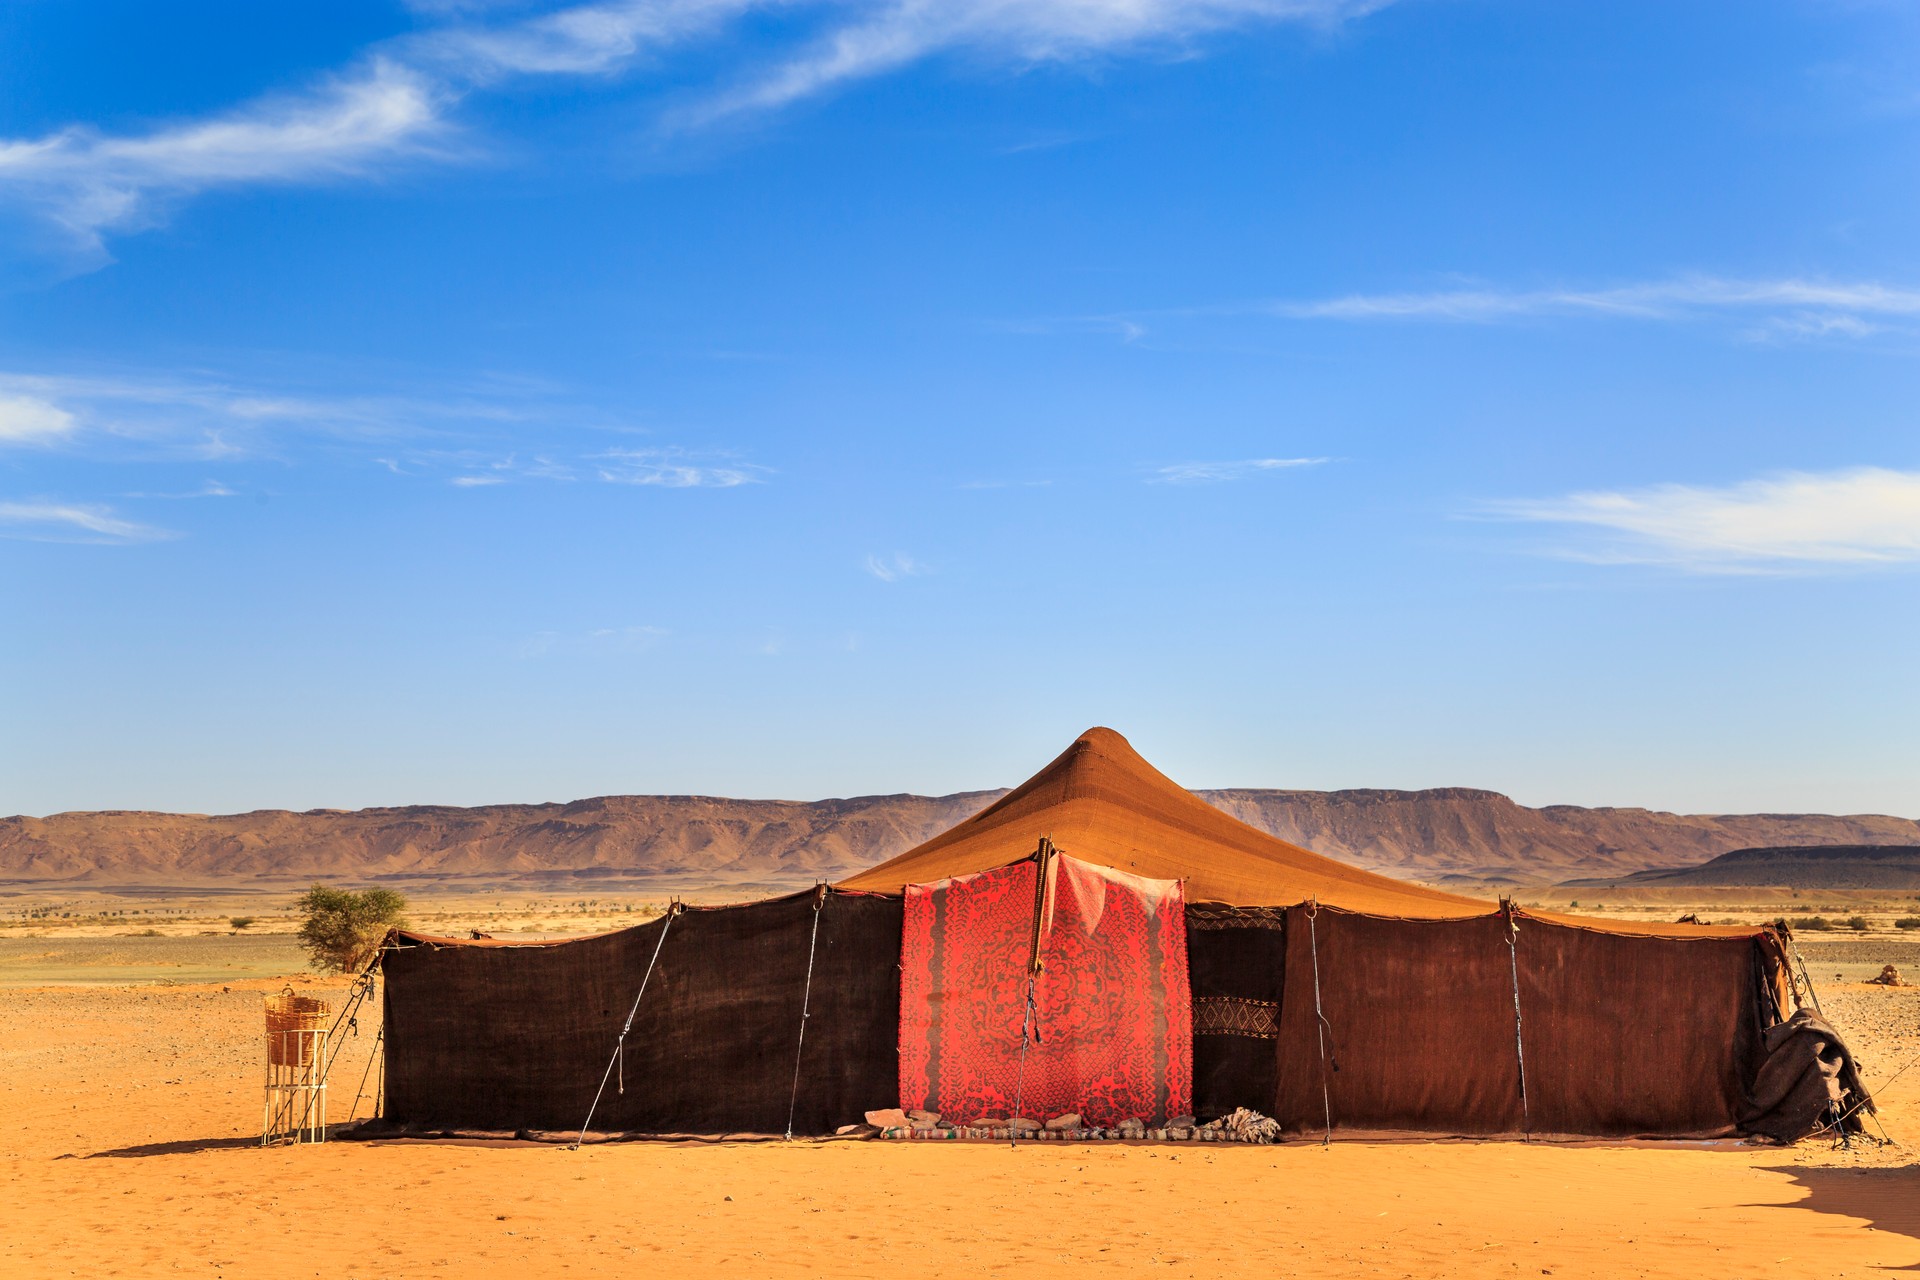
[898,849,1193,1126]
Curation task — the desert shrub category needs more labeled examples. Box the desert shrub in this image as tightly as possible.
[229,916,256,930]
[1895,917,1920,930]
[1790,916,1834,932]
[295,885,407,973]
[1846,916,1871,932]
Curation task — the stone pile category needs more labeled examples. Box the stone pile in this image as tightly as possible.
[858,1107,1283,1143]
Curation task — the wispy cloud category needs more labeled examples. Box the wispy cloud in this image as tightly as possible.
[0,395,76,445]
[865,551,928,581]
[0,0,1393,258]
[420,0,761,79]
[0,59,446,259]
[0,501,174,544]
[594,447,766,486]
[517,622,669,657]
[1151,456,1328,484]
[1266,277,1920,328]
[690,0,1387,123]
[1479,467,1920,573]
[121,480,237,500]
[1050,276,1920,346]
[0,367,606,461]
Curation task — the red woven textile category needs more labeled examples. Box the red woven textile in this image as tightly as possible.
[899,853,1192,1126]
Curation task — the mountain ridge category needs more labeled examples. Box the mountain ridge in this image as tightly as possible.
[5,785,1918,889]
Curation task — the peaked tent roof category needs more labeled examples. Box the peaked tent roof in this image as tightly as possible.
[838,727,1488,917]
[838,728,1778,938]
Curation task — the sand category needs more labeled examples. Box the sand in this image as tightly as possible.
[4,966,1918,1280]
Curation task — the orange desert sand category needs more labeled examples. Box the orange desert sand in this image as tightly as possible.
[3,968,1918,1279]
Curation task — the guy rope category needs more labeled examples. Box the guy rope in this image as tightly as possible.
[784,884,828,1141]
[1502,898,1531,1140]
[573,901,682,1149]
[1009,836,1058,1148]
[1306,898,1336,1147]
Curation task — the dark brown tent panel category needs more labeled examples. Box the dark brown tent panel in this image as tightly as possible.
[382,888,901,1136]
[1270,906,1791,1138]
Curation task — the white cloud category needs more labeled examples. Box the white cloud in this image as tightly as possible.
[0,59,445,255]
[519,622,669,657]
[121,480,237,499]
[595,447,765,486]
[0,501,173,544]
[0,395,76,444]
[1481,467,1920,573]
[450,473,508,486]
[1262,276,1920,334]
[865,551,928,581]
[1152,456,1328,484]
[422,0,760,78]
[694,0,1385,122]
[0,1,1393,255]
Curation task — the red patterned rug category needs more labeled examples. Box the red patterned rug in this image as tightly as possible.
[899,852,1192,1126]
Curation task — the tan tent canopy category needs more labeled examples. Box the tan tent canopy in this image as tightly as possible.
[840,726,1758,938]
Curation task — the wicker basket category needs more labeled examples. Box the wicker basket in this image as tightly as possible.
[265,990,330,1067]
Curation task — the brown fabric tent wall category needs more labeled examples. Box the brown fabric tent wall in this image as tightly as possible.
[382,888,901,1136]
[1271,906,1786,1138]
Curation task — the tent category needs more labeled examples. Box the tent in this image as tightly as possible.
[376,727,1861,1142]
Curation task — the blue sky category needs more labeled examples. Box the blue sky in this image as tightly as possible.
[2,0,1917,818]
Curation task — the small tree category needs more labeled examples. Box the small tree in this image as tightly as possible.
[296,885,407,973]
[229,916,256,930]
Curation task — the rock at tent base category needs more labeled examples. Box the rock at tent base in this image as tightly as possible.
[1009,1117,1041,1132]
[865,1108,908,1129]
[1045,1113,1081,1131]
[1166,1115,1196,1129]
[975,1115,1008,1126]
[908,1109,940,1125]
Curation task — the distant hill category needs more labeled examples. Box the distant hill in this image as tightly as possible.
[15,782,1920,890]
[1197,789,1920,883]
[0,793,1004,891]
[1597,845,1920,890]
[5,784,1918,891]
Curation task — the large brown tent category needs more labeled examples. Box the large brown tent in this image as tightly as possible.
[374,727,1860,1142]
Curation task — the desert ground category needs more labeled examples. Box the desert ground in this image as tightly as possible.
[3,892,1918,1279]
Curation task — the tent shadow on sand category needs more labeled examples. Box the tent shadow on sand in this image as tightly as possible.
[69,1136,260,1159]
[1754,1164,1920,1270]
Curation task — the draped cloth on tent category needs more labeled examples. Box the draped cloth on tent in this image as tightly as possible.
[382,888,902,1136]
[899,851,1193,1126]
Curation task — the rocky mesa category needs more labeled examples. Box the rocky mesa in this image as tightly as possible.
[4,786,1918,889]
